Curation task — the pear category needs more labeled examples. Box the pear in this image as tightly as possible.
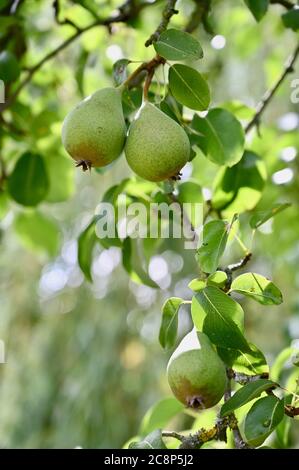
[62,87,126,170]
[125,102,190,182]
[167,329,227,409]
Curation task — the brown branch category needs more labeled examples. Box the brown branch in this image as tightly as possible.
[143,68,155,100]
[284,405,299,417]
[145,0,178,47]
[0,0,149,113]
[121,54,166,90]
[245,43,299,134]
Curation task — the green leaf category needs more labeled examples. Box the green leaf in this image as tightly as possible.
[113,58,131,86]
[270,347,294,382]
[191,109,245,167]
[159,98,181,124]
[212,150,267,213]
[168,64,210,111]
[244,396,285,447]
[78,219,97,282]
[275,399,292,449]
[193,287,249,351]
[282,9,299,31]
[188,278,206,292]
[207,271,228,288]
[45,153,75,203]
[122,88,143,117]
[0,50,20,83]
[140,397,184,436]
[0,191,9,220]
[8,152,49,207]
[75,49,89,96]
[159,297,184,349]
[218,342,269,376]
[122,237,157,288]
[244,0,269,22]
[192,285,245,332]
[221,379,277,417]
[129,430,166,449]
[177,180,203,227]
[249,203,291,229]
[197,220,230,273]
[14,210,60,257]
[154,29,203,61]
[94,179,130,249]
[230,273,283,305]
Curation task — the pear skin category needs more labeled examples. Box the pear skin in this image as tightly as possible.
[125,102,190,182]
[62,87,126,169]
[167,329,227,409]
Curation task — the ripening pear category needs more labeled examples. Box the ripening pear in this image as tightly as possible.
[62,87,126,170]
[125,102,190,182]
[167,329,227,409]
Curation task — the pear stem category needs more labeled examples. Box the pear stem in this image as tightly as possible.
[121,54,165,91]
[143,68,155,102]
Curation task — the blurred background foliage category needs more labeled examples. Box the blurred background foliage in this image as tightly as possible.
[0,0,299,448]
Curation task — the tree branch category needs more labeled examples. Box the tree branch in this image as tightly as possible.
[227,252,252,272]
[245,43,299,134]
[224,370,249,449]
[145,0,178,47]
[0,0,150,113]
[185,0,212,34]
[53,0,82,31]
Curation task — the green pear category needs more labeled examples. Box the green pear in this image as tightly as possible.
[167,329,227,409]
[125,102,190,182]
[62,87,126,170]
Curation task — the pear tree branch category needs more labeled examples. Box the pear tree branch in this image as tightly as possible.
[0,0,152,113]
[185,0,212,34]
[145,0,179,46]
[245,42,299,134]
[162,413,246,449]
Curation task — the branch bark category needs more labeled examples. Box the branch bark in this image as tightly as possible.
[145,0,179,46]
[245,43,299,134]
[0,0,149,113]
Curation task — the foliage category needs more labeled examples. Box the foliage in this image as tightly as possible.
[0,0,299,450]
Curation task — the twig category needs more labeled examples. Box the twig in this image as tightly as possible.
[223,252,252,291]
[284,405,299,417]
[227,252,252,272]
[185,0,212,34]
[143,68,155,100]
[0,0,149,113]
[245,43,299,134]
[53,0,82,31]
[162,431,184,441]
[145,0,178,47]
[224,370,249,449]
[232,371,270,385]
